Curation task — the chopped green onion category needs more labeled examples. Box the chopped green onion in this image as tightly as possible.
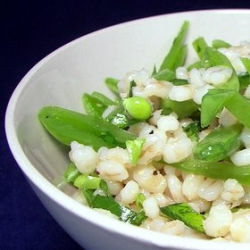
[82,190,147,226]
[161,203,205,233]
[74,174,101,189]
[64,162,81,183]
[126,139,145,165]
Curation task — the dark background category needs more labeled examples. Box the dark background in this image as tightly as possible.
[1,1,250,249]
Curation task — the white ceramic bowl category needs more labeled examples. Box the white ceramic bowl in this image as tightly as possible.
[5,9,250,250]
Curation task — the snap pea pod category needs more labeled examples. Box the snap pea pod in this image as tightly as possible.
[82,92,115,117]
[158,21,189,72]
[172,158,250,186]
[241,57,250,74]
[171,158,250,186]
[153,69,175,81]
[192,36,208,59]
[91,91,116,106]
[239,74,250,90]
[38,106,136,151]
[200,89,234,128]
[160,98,199,119]
[193,124,242,162]
[224,90,250,129]
[105,77,119,94]
[201,47,239,91]
[82,93,107,117]
[160,203,205,233]
[212,39,231,49]
[201,88,250,129]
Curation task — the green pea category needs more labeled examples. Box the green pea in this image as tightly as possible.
[123,96,152,120]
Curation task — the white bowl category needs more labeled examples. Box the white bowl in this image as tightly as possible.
[5,9,250,250]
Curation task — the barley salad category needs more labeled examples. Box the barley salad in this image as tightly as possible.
[38,21,250,242]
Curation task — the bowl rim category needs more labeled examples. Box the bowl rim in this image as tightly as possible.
[5,8,250,250]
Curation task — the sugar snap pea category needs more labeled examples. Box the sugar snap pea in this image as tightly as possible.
[158,21,189,72]
[172,158,250,186]
[192,36,208,59]
[193,124,242,162]
[38,106,136,151]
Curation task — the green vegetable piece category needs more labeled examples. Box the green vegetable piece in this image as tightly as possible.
[187,61,202,71]
[64,162,81,183]
[153,69,175,81]
[172,79,188,86]
[193,124,242,162]
[38,106,136,151]
[105,102,138,128]
[159,21,189,72]
[91,91,115,106]
[74,174,101,189]
[123,97,152,120]
[99,179,112,197]
[160,98,199,119]
[105,77,119,94]
[126,139,145,165]
[135,193,146,210]
[201,47,239,91]
[192,36,208,59]
[160,203,205,233]
[82,93,106,117]
[212,39,231,49]
[172,158,250,186]
[200,89,234,128]
[239,74,250,90]
[224,91,250,129]
[182,120,201,142]
[82,91,115,117]
[241,57,250,75]
[83,191,147,226]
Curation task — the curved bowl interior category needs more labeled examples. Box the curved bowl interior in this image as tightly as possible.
[5,9,250,250]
